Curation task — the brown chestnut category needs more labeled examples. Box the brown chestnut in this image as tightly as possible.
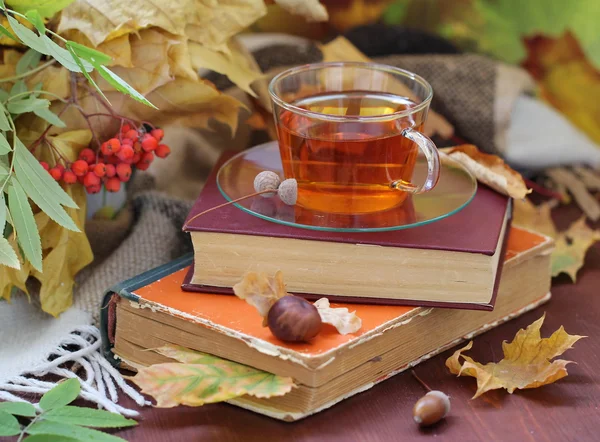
[267,295,322,342]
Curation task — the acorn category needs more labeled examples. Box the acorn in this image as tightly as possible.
[412,390,451,427]
[267,295,322,342]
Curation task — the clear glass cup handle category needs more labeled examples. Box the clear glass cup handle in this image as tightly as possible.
[390,127,441,193]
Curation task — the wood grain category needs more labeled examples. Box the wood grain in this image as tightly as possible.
[103,203,600,442]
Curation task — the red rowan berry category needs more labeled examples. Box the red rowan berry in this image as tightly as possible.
[150,128,164,142]
[136,152,154,171]
[121,123,132,134]
[131,153,141,164]
[116,163,132,182]
[133,141,142,153]
[155,144,171,158]
[49,167,63,181]
[141,133,158,152]
[106,138,121,154]
[93,163,107,178]
[79,148,96,164]
[55,164,65,173]
[83,171,101,187]
[105,164,116,178]
[105,177,121,192]
[116,145,134,162]
[71,160,89,177]
[40,161,49,171]
[121,137,133,146]
[86,184,101,194]
[62,170,77,184]
[123,129,138,140]
[100,141,111,156]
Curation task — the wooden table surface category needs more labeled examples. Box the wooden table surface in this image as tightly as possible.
[105,202,600,442]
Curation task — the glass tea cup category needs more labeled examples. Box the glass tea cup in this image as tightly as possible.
[268,61,440,215]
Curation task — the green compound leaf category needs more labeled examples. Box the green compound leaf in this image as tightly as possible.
[27,420,128,442]
[24,434,81,442]
[0,132,11,153]
[25,9,45,33]
[6,0,77,18]
[129,344,295,407]
[16,48,42,75]
[95,64,157,109]
[7,178,42,272]
[0,236,20,269]
[7,97,49,114]
[0,410,21,437]
[43,406,137,428]
[39,378,81,411]
[0,401,36,417]
[33,107,66,128]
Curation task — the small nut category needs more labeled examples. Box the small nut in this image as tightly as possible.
[412,390,450,427]
[278,178,297,205]
[254,171,281,197]
[267,295,322,342]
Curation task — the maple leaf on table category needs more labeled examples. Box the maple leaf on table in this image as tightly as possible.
[551,217,600,282]
[446,314,585,399]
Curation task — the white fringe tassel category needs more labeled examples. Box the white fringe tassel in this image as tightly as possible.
[0,325,149,417]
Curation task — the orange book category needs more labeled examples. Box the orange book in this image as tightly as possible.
[101,227,554,421]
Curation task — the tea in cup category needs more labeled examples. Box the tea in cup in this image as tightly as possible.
[268,62,440,215]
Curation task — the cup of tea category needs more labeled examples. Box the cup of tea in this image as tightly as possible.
[268,61,441,215]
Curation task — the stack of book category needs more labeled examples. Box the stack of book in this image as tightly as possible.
[101,151,554,421]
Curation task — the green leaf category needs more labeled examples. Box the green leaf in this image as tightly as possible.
[0,401,36,417]
[7,0,77,18]
[44,406,137,428]
[0,133,11,154]
[95,65,157,109]
[0,88,9,101]
[129,344,295,407]
[33,107,66,128]
[67,41,112,65]
[0,410,21,437]
[25,9,45,33]
[13,137,78,209]
[6,14,48,54]
[27,420,127,442]
[0,236,20,269]
[7,179,42,272]
[0,192,6,230]
[0,104,10,131]
[66,46,108,103]
[0,23,19,42]
[40,35,92,73]
[39,378,81,411]
[10,80,27,96]
[24,435,81,442]
[16,48,42,75]
[7,97,49,114]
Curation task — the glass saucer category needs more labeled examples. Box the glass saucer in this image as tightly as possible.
[216,141,477,232]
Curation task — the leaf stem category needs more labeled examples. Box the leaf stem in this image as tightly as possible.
[411,370,433,392]
[0,60,56,84]
[17,412,42,442]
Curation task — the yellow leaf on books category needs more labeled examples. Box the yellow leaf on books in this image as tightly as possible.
[128,344,295,407]
[551,217,600,281]
[440,144,531,200]
[314,298,362,335]
[446,314,585,399]
[233,271,287,325]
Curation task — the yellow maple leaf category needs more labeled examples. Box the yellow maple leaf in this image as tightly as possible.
[58,0,268,49]
[446,314,585,399]
[512,198,558,238]
[551,216,600,281]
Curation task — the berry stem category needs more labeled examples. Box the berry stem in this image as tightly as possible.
[183,190,275,228]
[411,370,433,392]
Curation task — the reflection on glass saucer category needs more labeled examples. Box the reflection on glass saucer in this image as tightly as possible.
[216,142,477,233]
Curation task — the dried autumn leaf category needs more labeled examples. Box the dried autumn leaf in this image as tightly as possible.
[273,0,329,22]
[232,271,287,324]
[189,40,263,97]
[446,314,585,399]
[322,0,390,31]
[552,217,600,281]
[512,198,558,238]
[128,344,295,407]
[58,0,267,49]
[440,144,531,199]
[313,298,362,335]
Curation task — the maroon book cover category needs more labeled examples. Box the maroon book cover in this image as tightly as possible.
[181,151,512,310]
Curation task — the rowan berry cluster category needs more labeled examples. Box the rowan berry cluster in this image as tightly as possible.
[40,125,171,194]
